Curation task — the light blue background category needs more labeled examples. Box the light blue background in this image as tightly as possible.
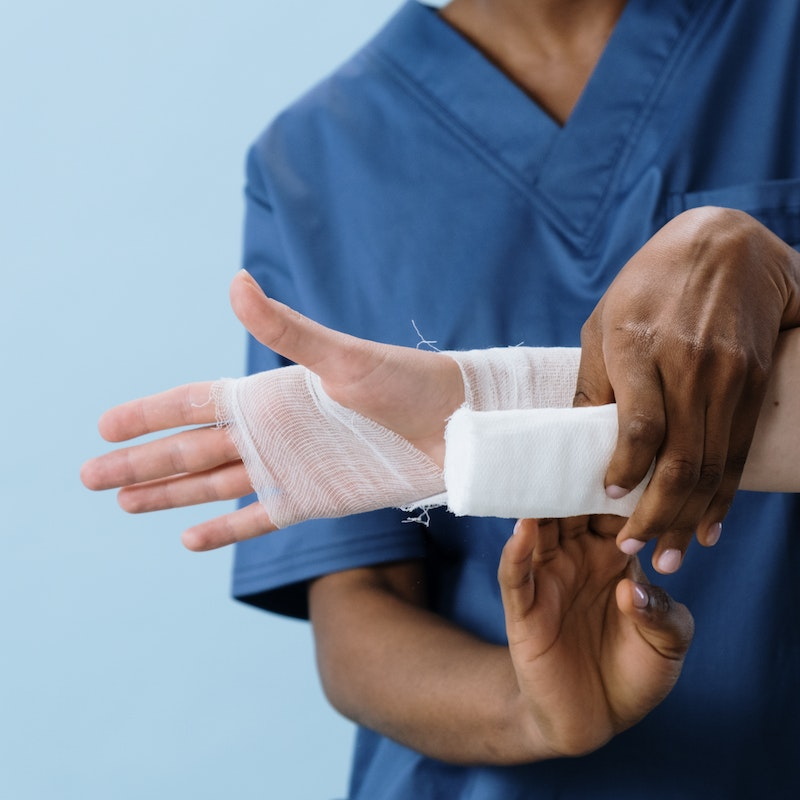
[0,1,412,798]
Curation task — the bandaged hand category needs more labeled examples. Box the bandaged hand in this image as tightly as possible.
[211,365,446,529]
[82,271,451,548]
[82,271,586,549]
[212,339,584,529]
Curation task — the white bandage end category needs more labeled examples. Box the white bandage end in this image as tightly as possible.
[444,404,651,519]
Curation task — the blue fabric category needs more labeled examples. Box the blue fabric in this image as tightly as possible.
[233,1,800,796]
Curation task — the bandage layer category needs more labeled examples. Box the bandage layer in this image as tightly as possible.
[212,366,444,529]
[448,347,581,411]
[444,404,651,519]
[212,346,645,528]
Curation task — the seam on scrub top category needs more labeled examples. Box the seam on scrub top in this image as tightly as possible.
[364,47,541,209]
[580,0,716,252]
[365,3,711,253]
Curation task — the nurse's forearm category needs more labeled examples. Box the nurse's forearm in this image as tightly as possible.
[309,536,692,764]
[309,560,548,766]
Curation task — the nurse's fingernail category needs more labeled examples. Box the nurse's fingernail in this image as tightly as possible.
[632,584,650,609]
[620,538,645,555]
[656,548,683,574]
[704,522,723,547]
[606,484,630,499]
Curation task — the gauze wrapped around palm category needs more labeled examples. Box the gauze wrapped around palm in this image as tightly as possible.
[211,364,446,528]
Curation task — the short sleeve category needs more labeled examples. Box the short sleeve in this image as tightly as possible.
[231,141,429,620]
[232,511,430,619]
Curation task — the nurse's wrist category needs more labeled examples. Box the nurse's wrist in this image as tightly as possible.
[505,692,560,763]
[704,205,800,329]
[678,205,800,329]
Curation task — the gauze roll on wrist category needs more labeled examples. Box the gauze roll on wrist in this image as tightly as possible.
[443,404,649,519]
[212,346,650,528]
[444,347,649,518]
[448,346,581,411]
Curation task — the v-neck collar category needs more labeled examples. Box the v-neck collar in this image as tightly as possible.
[368,0,707,247]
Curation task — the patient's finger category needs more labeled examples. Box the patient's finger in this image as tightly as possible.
[230,270,383,379]
[98,381,217,442]
[81,425,238,490]
[117,461,252,512]
[181,501,275,551]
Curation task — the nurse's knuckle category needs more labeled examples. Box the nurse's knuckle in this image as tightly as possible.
[657,456,699,494]
[620,413,664,451]
[712,341,754,387]
[696,459,725,493]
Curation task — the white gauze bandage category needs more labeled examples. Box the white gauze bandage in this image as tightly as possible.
[448,346,582,411]
[443,346,654,518]
[212,366,445,529]
[213,346,650,528]
[211,346,582,528]
[444,404,652,519]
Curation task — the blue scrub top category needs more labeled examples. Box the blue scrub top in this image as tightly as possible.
[233,1,800,797]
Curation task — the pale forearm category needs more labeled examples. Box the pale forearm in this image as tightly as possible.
[309,562,551,765]
[740,326,800,491]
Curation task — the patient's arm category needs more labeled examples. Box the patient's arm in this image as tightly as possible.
[739,328,800,491]
[81,270,800,552]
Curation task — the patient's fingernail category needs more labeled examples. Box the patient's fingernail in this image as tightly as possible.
[705,522,723,547]
[238,269,263,291]
[620,538,645,555]
[606,484,629,499]
[656,548,683,574]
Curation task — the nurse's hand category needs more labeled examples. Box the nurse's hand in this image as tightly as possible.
[501,516,693,756]
[574,206,800,573]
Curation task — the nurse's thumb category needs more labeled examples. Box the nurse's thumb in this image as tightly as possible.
[615,578,694,661]
[573,320,614,408]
